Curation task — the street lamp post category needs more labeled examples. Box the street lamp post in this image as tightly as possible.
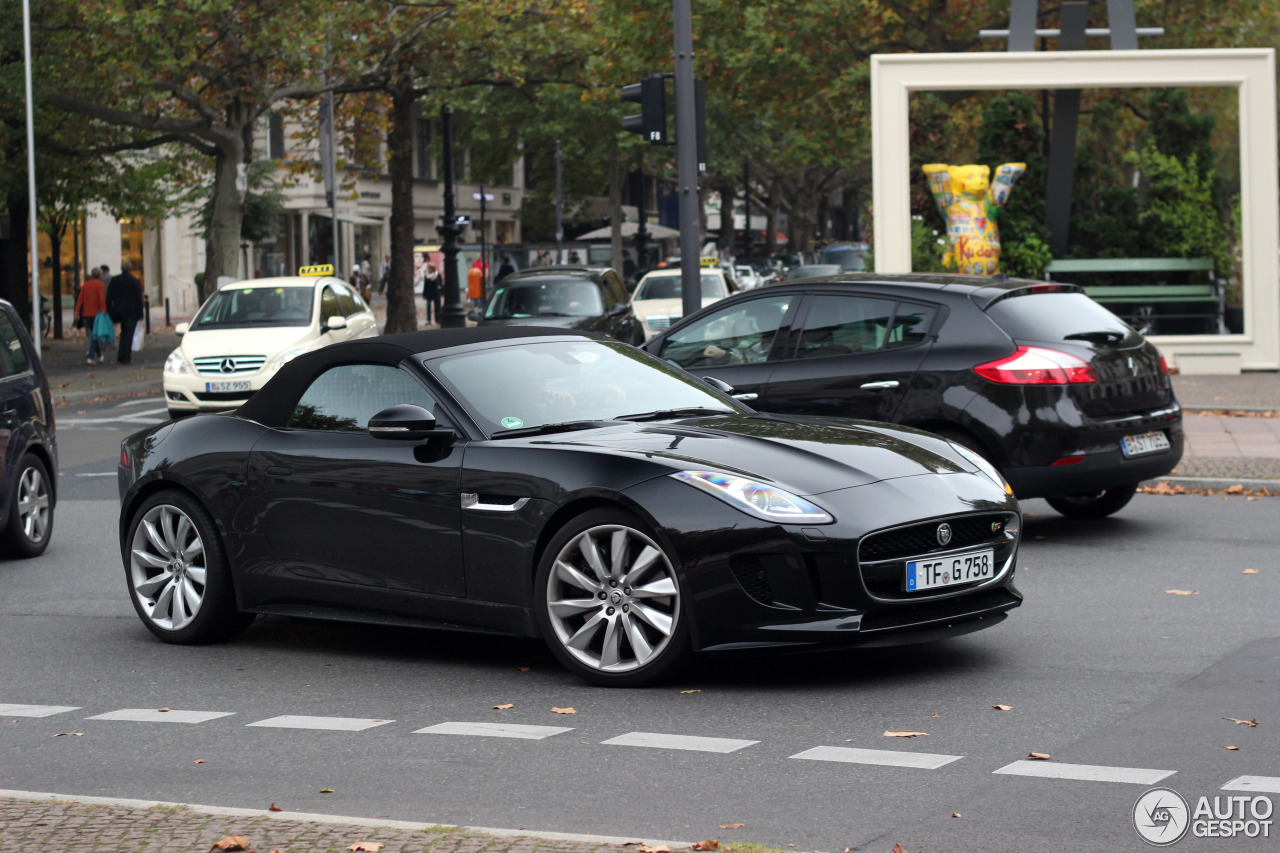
[472,187,495,291]
[437,106,467,328]
[22,0,39,353]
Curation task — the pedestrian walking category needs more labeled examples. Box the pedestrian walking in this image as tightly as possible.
[379,254,390,293]
[567,250,581,265]
[106,261,143,364]
[421,262,442,325]
[496,254,516,284]
[467,260,485,311]
[74,267,108,363]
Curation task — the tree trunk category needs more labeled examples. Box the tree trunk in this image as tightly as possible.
[48,221,65,339]
[4,200,32,328]
[608,138,623,277]
[384,83,418,334]
[765,196,778,258]
[717,179,736,255]
[202,128,248,301]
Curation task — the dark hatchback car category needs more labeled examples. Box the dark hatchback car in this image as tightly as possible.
[0,299,56,556]
[642,273,1182,518]
[480,266,644,345]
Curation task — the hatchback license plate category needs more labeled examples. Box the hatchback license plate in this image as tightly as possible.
[1121,430,1170,457]
[906,549,994,592]
[205,380,252,393]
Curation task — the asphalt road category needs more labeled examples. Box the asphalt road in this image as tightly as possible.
[3,399,1277,853]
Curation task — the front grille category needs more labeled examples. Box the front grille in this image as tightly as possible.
[193,355,267,376]
[857,512,1017,600]
[645,316,675,332]
[192,391,253,403]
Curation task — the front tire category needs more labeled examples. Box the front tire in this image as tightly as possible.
[1,454,53,558]
[124,491,254,644]
[535,508,690,686]
[1046,483,1139,519]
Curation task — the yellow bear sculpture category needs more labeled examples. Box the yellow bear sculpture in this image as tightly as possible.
[922,162,1026,275]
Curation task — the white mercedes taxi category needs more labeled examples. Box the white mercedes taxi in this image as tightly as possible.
[163,265,378,417]
[631,258,737,340]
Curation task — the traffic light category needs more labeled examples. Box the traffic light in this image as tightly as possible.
[621,75,666,143]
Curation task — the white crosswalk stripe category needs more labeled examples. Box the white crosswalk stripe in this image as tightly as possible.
[86,709,234,724]
[791,745,963,769]
[601,732,758,753]
[247,715,394,731]
[414,722,572,740]
[1222,776,1280,793]
[993,759,1174,785]
[0,704,80,718]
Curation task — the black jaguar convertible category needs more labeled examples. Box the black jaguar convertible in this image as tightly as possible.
[118,328,1022,685]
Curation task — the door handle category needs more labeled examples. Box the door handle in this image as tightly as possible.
[732,392,759,402]
[266,466,294,477]
[859,380,900,390]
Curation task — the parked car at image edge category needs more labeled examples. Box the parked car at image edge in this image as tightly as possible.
[631,263,738,339]
[479,266,643,344]
[163,270,378,419]
[118,328,1022,686]
[0,299,55,557]
[641,273,1183,518]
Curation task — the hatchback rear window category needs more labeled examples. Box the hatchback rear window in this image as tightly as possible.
[985,292,1136,342]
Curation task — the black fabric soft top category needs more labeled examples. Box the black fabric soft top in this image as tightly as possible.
[235,326,592,428]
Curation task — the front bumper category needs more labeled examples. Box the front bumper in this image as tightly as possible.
[163,371,272,412]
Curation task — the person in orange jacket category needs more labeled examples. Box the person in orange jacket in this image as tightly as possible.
[467,260,486,310]
[75,267,108,363]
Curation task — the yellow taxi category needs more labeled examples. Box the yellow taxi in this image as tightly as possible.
[162,266,379,417]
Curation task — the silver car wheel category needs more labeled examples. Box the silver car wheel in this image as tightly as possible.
[16,465,50,543]
[545,523,680,674]
[129,504,207,632]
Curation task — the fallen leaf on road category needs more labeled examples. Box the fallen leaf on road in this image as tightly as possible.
[1225,484,1245,494]
[193,759,204,764]
[518,667,531,672]
[951,812,962,818]
[680,689,701,694]
[268,803,282,812]
[1227,746,1239,750]
[1224,717,1258,727]
[690,841,719,850]
[1033,535,1045,540]
[1164,590,1198,595]
[928,713,940,718]
[1028,752,1051,760]
[892,845,909,853]
[1243,569,1259,574]
[158,707,171,712]
[209,838,252,852]
[884,730,928,738]
[52,731,83,737]
[348,843,384,852]
[551,707,576,714]
[632,845,669,853]
[719,824,744,829]
[992,705,1012,711]
[319,788,333,793]
[493,704,514,710]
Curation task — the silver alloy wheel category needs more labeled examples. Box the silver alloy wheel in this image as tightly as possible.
[546,523,680,673]
[129,504,207,631]
[16,465,50,543]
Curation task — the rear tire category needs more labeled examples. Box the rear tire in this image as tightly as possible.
[1,454,53,558]
[535,508,690,687]
[124,490,254,644]
[1046,483,1139,519]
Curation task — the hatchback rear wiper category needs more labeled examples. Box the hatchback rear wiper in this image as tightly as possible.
[616,407,735,422]
[1064,330,1126,344]
[490,420,613,439]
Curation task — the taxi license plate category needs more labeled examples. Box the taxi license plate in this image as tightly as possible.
[205,380,252,393]
[906,549,994,592]
[1121,430,1170,457]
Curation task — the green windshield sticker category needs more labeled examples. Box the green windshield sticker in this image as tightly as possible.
[500,417,524,429]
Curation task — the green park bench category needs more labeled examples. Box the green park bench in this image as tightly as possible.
[1044,257,1222,333]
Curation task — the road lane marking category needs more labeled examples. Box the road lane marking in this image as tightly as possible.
[790,745,962,769]
[0,704,80,717]
[114,398,166,408]
[601,732,759,753]
[993,760,1174,785]
[1223,776,1280,793]
[247,715,394,731]
[413,722,572,740]
[86,709,234,724]
[75,472,117,478]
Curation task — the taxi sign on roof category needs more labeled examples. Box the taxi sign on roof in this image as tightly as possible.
[298,264,334,276]
[699,256,720,267]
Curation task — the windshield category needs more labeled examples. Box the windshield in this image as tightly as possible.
[430,339,743,435]
[191,286,315,330]
[635,273,727,301]
[484,278,605,319]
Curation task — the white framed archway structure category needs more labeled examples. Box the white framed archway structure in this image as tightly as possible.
[871,49,1279,371]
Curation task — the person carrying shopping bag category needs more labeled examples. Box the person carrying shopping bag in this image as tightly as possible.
[75,267,109,364]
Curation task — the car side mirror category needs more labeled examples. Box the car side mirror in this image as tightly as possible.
[325,315,348,332]
[174,322,189,336]
[701,376,734,395]
[368,404,455,441]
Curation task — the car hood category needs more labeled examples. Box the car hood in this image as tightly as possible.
[523,413,973,495]
[631,297,719,319]
[178,326,318,360]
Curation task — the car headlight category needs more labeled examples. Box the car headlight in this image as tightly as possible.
[671,470,833,524]
[269,346,309,371]
[948,441,1013,496]
[164,349,189,374]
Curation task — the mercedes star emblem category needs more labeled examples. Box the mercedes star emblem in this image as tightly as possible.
[219,358,237,374]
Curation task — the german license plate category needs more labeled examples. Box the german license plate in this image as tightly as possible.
[906,549,994,592]
[205,380,252,393]
[1121,430,1170,457]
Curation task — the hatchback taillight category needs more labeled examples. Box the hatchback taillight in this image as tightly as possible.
[974,346,1097,385]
